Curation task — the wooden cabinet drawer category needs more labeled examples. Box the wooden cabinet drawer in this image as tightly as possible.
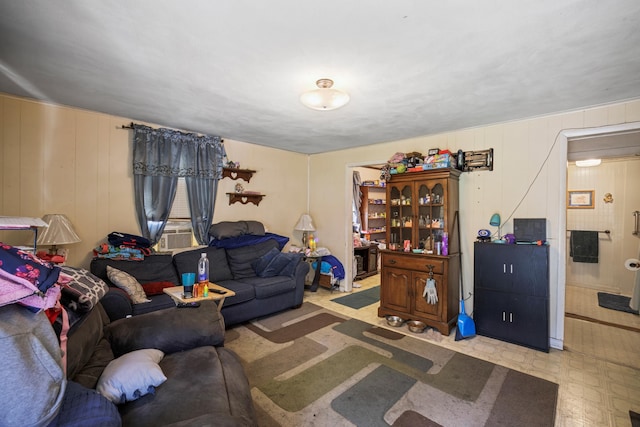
[382,253,444,273]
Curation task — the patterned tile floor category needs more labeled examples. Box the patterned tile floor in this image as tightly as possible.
[304,278,640,427]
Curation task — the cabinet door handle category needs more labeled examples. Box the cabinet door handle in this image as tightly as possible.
[502,311,506,322]
[509,313,513,323]
[503,264,506,274]
[510,264,513,274]
[389,259,396,265]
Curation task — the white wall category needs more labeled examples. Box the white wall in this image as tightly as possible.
[309,99,640,349]
[3,90,640,348]
[0,93,309,268]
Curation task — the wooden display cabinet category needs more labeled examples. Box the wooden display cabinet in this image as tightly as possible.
[378,168,461,335]
[359,185,386,242]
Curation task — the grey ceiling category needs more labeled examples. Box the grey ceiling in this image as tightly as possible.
[1,1,640,154]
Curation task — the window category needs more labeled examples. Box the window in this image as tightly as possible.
[169,178,190,219]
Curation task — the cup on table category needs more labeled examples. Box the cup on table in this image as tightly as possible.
[182,272,196,298]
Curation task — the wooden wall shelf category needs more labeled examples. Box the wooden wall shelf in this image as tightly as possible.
[222,168,256,182]
[227,192,265,206]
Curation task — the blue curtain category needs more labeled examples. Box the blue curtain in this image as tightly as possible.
[132,124,225,245]
[182,135,225,245]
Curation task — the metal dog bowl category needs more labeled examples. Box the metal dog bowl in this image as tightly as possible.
[386,315,405,327]
[407,320,427,333]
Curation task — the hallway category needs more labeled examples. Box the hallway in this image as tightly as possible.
[564,284,640,370]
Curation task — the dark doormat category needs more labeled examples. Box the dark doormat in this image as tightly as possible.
[597,292,639,315]
[631,410,640,427]
[332,286,380,309]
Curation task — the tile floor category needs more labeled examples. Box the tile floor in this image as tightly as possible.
[304,277,640,427]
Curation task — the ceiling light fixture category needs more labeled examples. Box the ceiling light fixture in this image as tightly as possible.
[575,159,602,167]
[300,78,350,111]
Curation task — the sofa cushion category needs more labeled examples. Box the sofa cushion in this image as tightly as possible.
[237,276,298,299]
[119,346,256,426]
[66,304,113,387]
[215,280,256,306]
[172,247,233,282]
[105,301,225,357]
[226,239,280,279]
[131,294,176,316]
[106,266,150,304]
[90,254,180,286]
[97,349,167,404]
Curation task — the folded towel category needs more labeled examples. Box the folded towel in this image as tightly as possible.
[570,231,599,263]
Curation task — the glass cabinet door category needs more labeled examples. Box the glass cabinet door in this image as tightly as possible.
[416,179,446,254]
[388,184,413,250]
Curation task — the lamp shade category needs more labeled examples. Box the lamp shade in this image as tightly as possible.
[294,214,316,232]
[489,213,501,227]
[37,214,81,246]
[300,79,350,111]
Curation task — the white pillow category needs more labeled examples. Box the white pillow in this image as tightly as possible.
[97,349,167,404]
[106,266,150,304]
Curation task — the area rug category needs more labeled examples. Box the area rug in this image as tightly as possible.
[225,303,558,426]
[597,292,639,314]
[331,285,380,309]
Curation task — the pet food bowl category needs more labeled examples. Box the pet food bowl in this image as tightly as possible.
[407,320,427,333]
[386,315,405,327]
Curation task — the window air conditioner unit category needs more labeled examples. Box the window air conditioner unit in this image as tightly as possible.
[158,221,193,251]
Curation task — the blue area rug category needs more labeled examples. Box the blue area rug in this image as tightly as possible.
[597,292,639,315]
[332,286,380,309]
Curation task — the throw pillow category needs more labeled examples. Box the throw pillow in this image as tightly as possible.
[96,349,166,404]
[59,266,109,313]
[141,281,175,296]
[106,266,150,304]
[251,247,280,275]
[208,221,248,239]
[258,252,302,278]
[279,252,303,277]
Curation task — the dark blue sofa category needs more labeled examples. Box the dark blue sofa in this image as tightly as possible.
[90,238,308,326]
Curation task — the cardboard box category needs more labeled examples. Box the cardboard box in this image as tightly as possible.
[423,153,451,169]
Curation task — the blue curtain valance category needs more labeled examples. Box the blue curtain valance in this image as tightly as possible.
[132,124,225,179]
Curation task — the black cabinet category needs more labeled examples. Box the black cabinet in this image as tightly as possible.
[354,245,379,280]
[474,243,549,352]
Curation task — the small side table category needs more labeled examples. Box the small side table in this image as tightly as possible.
[163,283,235,312]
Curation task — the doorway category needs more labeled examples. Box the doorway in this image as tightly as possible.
[346,162,387,292]
[563,129,640,369]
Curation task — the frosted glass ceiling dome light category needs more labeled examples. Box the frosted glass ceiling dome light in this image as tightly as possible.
[575,159,601,167]
[300,78,350,111]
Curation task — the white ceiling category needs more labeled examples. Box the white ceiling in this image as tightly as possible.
[1,1,640,154]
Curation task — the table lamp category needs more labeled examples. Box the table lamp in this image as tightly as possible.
[489,213,503,242]
[37,213,81,254]
[294,214,316,248]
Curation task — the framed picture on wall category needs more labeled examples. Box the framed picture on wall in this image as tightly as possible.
[567,190,595,209]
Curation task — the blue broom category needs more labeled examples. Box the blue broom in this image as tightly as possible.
[454,211,475,341]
